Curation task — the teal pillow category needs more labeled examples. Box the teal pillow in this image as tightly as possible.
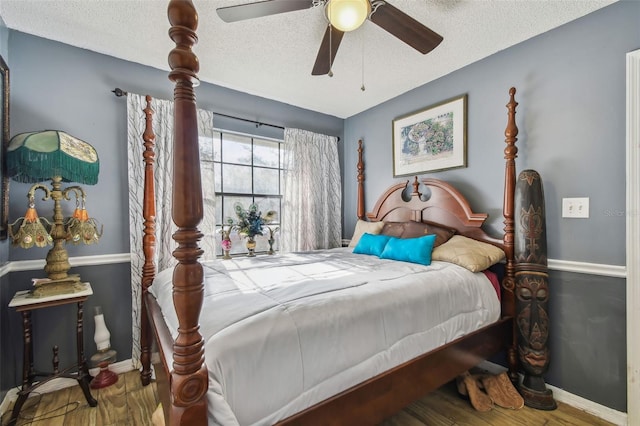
[380,234,437,266]
[353,233,392,257]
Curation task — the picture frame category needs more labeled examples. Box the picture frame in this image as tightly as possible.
[392,94,467,177]
[0,55,8,240]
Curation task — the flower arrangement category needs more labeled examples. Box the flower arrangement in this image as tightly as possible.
[230,202,277,239]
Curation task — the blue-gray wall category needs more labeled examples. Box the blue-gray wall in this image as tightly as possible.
[343,1,638,412]
[0,0,636,415]
[0,29,343,399]
[0,17,7,59]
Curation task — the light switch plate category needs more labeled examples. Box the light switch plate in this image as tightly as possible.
[562,197,589,218]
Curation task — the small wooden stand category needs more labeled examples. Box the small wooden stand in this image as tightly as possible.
[8,283,98,424]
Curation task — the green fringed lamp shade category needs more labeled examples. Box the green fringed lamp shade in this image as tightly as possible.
[7,131,100,184]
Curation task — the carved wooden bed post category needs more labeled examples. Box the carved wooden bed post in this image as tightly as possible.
[357,139,365,220]
[140,95,156,387]
[503,87,520,381]
[166,0,208,423]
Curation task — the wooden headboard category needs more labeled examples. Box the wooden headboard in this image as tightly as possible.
[366,176,502,248]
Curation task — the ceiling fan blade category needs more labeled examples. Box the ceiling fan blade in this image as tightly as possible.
[312,26,345,76]
[217,0,313,23]
[369,1,443,54]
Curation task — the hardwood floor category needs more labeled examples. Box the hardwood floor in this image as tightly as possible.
[382,381,616,426]
[1,370,157,426]
[1,370,614,426]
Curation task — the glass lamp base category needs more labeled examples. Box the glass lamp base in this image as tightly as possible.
[90,348,118,389]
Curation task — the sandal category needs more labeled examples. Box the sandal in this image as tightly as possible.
[480,372,525,410]
[457,371,493,412]
[456,372,490,398]
[456,375,470,400]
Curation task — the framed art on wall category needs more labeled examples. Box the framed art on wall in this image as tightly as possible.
[392,94,467,177]
[0,54,8,240]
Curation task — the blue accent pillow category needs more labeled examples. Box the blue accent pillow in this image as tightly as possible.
[380,234,437,266]
[353,233,393,257]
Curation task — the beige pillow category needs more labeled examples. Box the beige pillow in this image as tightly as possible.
[432,235,505,272]
[348,220,385,248]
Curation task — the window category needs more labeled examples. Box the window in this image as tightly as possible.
[200,130,283,256]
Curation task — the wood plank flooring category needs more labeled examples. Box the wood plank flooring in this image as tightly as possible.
[2,370,614,425]
[1,370,157,426]
[382,381,616,426]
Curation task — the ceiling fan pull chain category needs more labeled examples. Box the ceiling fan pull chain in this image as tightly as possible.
[361,28,366,91]
[328,23,334,77]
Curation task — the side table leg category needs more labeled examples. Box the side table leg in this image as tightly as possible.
[9,393,28,426]
[77,301,97,407]
[9,311,34,425]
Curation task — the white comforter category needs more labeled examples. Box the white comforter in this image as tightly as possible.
[151,248,500,426]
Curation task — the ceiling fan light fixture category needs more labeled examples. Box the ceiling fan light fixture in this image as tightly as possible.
[326,0,371,32]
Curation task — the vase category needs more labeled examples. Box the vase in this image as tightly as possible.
[221,232,232,260]
[266,226,279,255]
[246,236,257,257]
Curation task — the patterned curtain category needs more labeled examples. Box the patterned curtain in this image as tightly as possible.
[281,128,341,252]
[126,93,216,368]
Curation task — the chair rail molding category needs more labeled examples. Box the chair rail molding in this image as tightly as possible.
[6,253,130,273]
[547,259,626,278]
[1,253,627,278]
[0,253,627,280]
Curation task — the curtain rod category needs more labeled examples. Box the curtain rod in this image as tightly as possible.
[112,87,284,130]
[113,88,341,141]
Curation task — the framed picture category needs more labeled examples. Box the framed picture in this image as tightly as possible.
[392,94,467,177]
[0,55,8,240]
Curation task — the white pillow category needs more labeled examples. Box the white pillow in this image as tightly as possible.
[348,220,385,248]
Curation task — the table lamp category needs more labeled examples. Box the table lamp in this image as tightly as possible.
[90,305,118,389]
[7,130,102,297]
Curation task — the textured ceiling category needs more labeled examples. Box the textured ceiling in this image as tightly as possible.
[0,0,616,118]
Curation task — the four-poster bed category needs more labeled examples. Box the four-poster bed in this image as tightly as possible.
[139,1,522,424]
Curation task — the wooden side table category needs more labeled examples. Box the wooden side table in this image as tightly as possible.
[8,283,98,424]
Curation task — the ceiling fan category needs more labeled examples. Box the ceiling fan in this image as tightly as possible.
[216,0,444,76]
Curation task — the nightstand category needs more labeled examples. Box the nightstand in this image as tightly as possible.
[8,283,98,424]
